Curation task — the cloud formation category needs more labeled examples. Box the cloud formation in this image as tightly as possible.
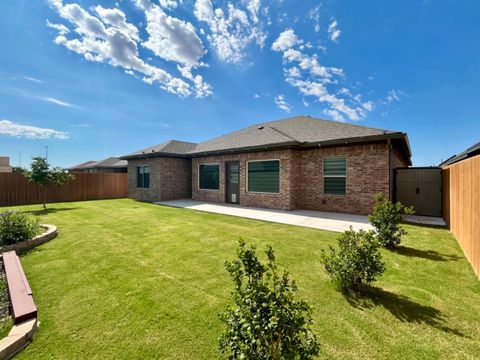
[194,0,267,63]
[47,0,211,97]
[274,94,291,112]
[272,28,373,121]
[0,120,68,139]
[327,20,340,42]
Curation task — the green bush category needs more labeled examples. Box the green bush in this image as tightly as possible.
[321,228,385,291]
[368,193,414,248]
[0,210,40,246]
[219,240,320,360]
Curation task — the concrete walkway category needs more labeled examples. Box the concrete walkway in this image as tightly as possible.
[155,199,372,233]
[403,215,447,227]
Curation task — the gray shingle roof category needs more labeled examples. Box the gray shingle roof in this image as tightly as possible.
[122,140,198,159]
[69,157,127,170]
[440,140,480,167]
[121,116,410,160]
[191,116,398,154]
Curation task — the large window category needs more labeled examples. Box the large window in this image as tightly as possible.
[247,160,280,193]
[137,165,150,188]
[323,157,346,195]
[199,164,220,190]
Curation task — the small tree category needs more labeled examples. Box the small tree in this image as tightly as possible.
[320,228,385,291]
[219,240,320,360]
[21,157,74,209]
[368,193,414,248]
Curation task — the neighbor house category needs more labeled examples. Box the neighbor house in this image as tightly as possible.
[0,157,13,173]
[121,116,411,215]
[69,157,127,173]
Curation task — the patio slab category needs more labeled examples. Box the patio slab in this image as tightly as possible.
[155,199,373,233]
[403,215,447,227]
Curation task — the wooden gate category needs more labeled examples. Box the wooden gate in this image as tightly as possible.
[395,168,442,217]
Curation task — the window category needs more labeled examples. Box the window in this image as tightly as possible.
[323,157,346,195]
[199,164,220,190]
[247,160,280,193]
[137,165,150,188]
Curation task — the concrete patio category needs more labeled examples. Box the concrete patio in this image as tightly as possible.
[155,199,373,232]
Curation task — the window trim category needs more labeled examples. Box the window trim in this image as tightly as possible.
[198,162,221,191]
[323,157,347,196]
[246,159,281,194]
[136,164,150,189]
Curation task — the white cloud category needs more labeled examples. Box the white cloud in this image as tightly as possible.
[47,0,209,97]
[271,29,302,52]
[46,19,69,35]
[194,0,267,64]
[274,94,291,112]
[327,20,340,42]
[272,29,374,122]
[0,120,68,140]
[140,4,205,67]
[386,89,406,103]
[254,93,260,98]
[38,96,75,107]
[24,76,43,83]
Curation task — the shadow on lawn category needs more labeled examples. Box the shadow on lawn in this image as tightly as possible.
[394,245,461,262]
[344,286,466,338]
[23,207,78,216]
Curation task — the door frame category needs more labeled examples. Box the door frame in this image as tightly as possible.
[225,161,240,204]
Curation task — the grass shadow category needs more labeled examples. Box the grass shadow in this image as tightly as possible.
[343,286,466,337]
[23,207,78,216]
[394,245,461,262]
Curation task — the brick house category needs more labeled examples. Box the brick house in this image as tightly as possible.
[121,116,411,215]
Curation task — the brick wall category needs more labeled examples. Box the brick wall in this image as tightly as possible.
[127,157,191,202]
[293,143,390,214]
[192,143,395,215]
[192,149,296,210]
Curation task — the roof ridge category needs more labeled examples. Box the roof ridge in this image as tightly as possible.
[266,125,299,142]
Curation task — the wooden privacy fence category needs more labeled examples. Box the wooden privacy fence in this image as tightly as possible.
[0,172,128,206]
[443,155,480,278]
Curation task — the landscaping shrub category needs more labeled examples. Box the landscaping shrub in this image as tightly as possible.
[219,240,320,360]
[368,193,414,248]
[321,228,385,291]
[0,210,40,246]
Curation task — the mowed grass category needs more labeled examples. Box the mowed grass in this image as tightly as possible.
[1,199,479,359]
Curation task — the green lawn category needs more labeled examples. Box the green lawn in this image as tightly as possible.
[1,199,479,359]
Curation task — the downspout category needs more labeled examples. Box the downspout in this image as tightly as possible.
[387,138,393,201]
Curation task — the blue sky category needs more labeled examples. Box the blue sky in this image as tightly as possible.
[0,0,479,167]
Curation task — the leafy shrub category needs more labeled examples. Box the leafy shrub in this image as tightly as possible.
[219,240,320,360]
[321,228,385,291]
[0,210,40,246]
[368,193,414,248]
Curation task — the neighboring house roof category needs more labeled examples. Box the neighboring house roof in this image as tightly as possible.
[69,157,127,170]
[121,116,412,164]
[439,141,480,167]
[69,160,98,170]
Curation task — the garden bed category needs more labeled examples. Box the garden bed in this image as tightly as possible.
[0,225,57,254]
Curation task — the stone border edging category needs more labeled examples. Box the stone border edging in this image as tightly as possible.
[0,318,37,360]
[1,224,57,253]
[0,225,56,359]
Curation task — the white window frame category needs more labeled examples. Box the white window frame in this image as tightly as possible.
[136,164,150,189]
[198,162,221,191]
[323,157,347,196]
[246,159,281,194]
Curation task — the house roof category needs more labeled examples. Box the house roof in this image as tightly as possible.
[439,140,480,167]
[69,157,127,170]
[69,160,98,170]
[121,116,411,163]
[121,140,198,159]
